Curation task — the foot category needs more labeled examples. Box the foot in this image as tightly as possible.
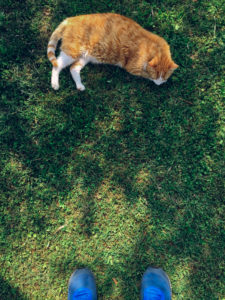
[141,267,172,300]
[51,67,60,90]
[76,83,86,91]
[68,269,97,300]
[51,82,59,90]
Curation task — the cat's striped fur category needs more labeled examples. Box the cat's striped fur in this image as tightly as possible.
[47,13,178,91]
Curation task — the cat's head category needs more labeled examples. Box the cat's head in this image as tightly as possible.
[144,56,179,85]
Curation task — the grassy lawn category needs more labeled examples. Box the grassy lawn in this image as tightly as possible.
[0,0,224,299]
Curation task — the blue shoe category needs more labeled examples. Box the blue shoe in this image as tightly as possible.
[68,269,97,300]
[141,267,172,300]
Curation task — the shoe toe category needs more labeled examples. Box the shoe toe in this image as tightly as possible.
[68,269,97,300]
[141,267,172,300]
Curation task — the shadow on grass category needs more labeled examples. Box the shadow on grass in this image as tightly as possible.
[0,276,28,300]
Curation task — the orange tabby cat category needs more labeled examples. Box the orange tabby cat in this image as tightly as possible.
[47,13,178,91]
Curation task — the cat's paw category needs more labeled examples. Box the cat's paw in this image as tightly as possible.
[52,83,59,90]
[77,84,85,91]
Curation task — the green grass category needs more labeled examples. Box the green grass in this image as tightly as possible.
[0,0,224,299]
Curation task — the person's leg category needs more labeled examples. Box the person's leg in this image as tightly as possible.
[68,269,97,300]
[141,267,172,300]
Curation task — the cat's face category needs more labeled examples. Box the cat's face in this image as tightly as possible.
[144,57,179,85]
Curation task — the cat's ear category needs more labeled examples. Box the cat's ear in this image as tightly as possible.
[148,57,158,68]
[170,62,179,70]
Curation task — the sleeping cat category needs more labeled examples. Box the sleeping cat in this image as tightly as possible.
[47,13,178,91]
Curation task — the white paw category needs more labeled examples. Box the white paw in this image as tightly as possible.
[52,82,59,90]
[77,84,85,91]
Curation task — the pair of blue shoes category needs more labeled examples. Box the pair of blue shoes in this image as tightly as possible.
[68,267,171,300]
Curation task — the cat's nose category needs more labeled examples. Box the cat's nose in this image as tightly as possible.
[153,78,166,85]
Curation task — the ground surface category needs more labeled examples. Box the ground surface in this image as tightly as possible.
[0,0,224,299]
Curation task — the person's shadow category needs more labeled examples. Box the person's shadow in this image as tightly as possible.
[0,275,28,300]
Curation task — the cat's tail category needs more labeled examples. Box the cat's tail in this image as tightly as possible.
[47,20,67,67]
